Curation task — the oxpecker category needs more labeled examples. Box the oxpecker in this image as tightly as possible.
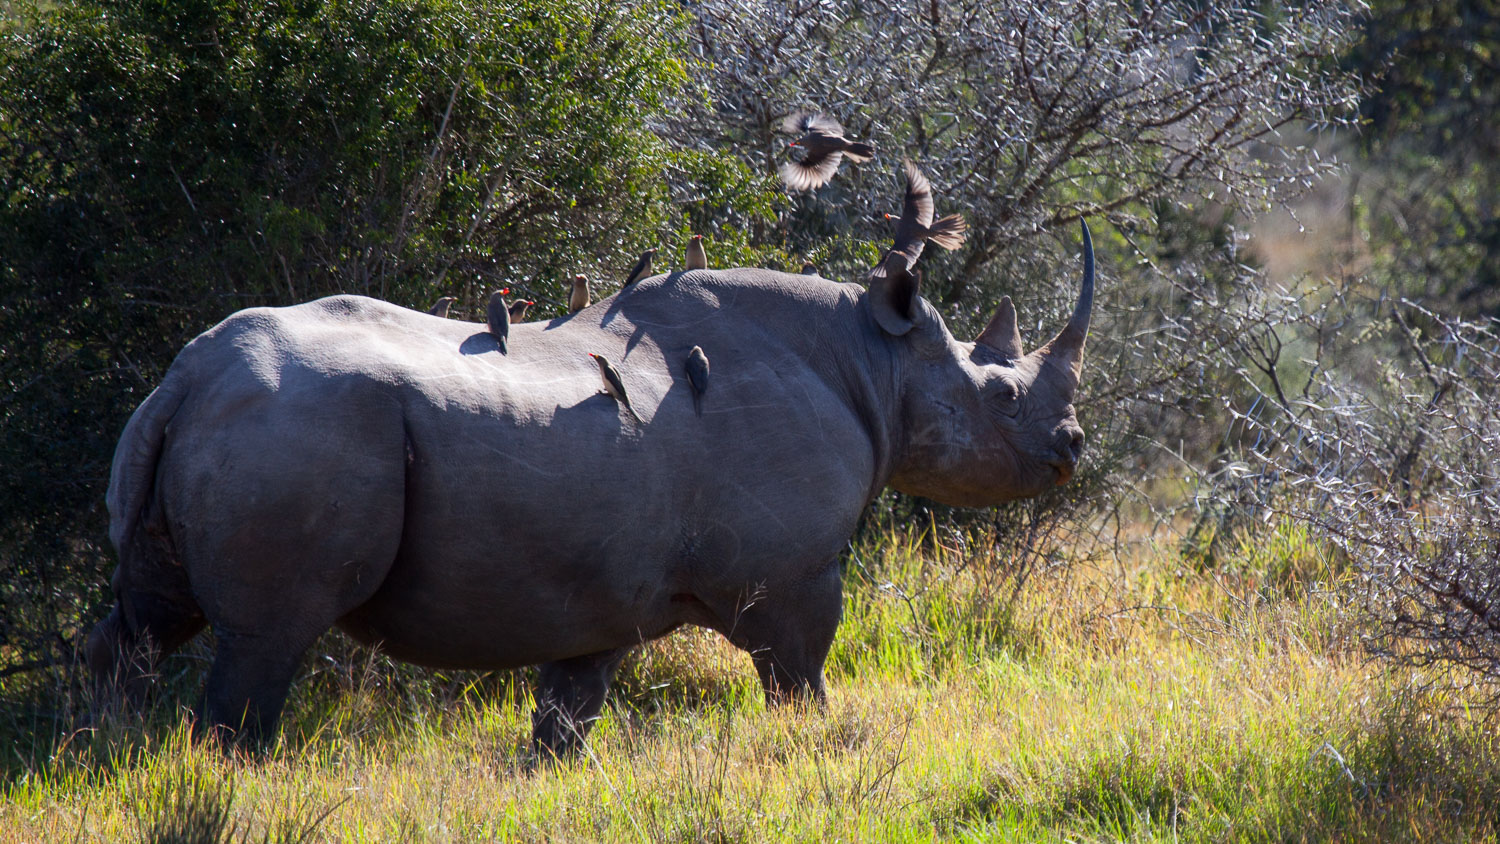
[589,353,639,422]
[779,111,875,191]
[622,249,656,288]
[487,289,511,353]
[883,159,967,260]
[429,296,456,318]
[685,346,710,417]
[800,262,819,276]
[508,299,535,322]
[685,235,707,271]
[569,275,591,313]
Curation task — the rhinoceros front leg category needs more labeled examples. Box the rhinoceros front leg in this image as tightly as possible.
[531,646,630,758]
[728,558,843,706]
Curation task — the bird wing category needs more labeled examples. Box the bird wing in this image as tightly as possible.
[780,150,844,191]
[781,110,845,137]
[623,249,655,286]
[901,159,936,229]
[686,348,710,393]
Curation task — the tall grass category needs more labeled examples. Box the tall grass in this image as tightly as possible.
[1,524,1495,842]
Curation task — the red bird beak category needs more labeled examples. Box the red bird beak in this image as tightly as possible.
[883,214,896,220]
[788,141,799,147]
[501,288,510,295]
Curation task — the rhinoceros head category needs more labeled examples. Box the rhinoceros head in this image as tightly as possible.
[872,222,1094,506]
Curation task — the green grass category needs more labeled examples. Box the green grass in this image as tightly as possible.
[2,523,1497,842]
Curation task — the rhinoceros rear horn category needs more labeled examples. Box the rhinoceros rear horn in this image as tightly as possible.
[1038,219,1095,377]
[976,296,1024,359]
[868,252,922,336]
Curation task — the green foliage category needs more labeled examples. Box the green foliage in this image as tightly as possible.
[0,0,712,664]
[1344,0,1500,312]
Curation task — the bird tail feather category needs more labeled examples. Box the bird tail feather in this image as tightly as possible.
[928,214,968,250]
[844,142,875,162]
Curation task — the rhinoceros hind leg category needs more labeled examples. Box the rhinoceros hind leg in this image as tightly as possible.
[729,559,843,706]
[198,629,318,748]
[531,647,630,758]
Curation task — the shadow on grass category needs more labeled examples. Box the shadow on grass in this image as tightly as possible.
[0,625,768,792]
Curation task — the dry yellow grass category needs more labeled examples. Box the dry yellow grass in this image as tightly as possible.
[2,523,1496,842]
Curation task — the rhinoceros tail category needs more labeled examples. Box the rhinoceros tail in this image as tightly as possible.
[106,371,190,561]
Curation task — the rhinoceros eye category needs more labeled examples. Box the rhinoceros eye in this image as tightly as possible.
[988,382,1022,417]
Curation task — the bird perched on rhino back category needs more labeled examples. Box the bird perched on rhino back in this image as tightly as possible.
[569,275,591,313]
[884,158,967,262]
[486,289,510,353]
[508,299,534,322]
[685,346,710,417]
[589,353,639,423]
[779,111,875,191]
[800,262,819,276]
[622,249,656,288]
[429,296,456,318]
[685,235,707,271]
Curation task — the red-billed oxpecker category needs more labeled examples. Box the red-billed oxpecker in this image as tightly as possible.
[685,346,710,417]
[779,111,875,191]
[884,159,967,261]
[622,249,656,288]
[507,299,534,322]
[685,235,707,271]
[589,353,640,422]
[486,288,510,353]
[569,275,591,313]
[429,296,456,318]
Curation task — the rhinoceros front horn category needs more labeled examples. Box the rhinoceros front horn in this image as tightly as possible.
[1037,219,1095,377]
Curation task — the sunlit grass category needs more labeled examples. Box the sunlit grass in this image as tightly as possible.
[2,524,1496,842]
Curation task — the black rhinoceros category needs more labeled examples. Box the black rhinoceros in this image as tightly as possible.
[88,224,1095,753]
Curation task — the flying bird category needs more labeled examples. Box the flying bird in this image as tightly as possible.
[883,159,968,261]
[779,111,875,191]
[569,275,591,313]
[589,353,640,422]
[487,288,511,353]
[622,249,656,288]
[685,346,710,417]
[800,262,819,276]
[685,235,707,271]
[508,299,534,322]
[429,296,456,318]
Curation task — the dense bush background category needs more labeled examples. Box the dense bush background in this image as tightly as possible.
[1,0,1498,699]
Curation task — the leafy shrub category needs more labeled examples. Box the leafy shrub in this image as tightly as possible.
[0,0,720,669]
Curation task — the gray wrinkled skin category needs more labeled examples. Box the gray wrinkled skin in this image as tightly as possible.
[88,264,1089,753]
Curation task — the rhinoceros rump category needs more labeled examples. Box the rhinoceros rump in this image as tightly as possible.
[87,224,1095,753]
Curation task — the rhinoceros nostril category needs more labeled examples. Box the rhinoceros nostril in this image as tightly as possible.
[1052,428,1084,464]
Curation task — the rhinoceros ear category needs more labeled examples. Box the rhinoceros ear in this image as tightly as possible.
[976,296,1024,359]
[868,253,923,336]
